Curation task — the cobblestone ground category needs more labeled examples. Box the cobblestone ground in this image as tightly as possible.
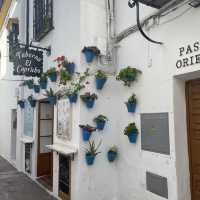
[0,156,56,200]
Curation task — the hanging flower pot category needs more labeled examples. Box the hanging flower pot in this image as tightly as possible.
[33,85,40,93]
[85,153,95,165]
[17,100,25,109]
[80,92,98,109]
[48,96,57,105]
[116,66,142,87]
[82,46,101,63]
[22,79,34,89]
[125,94,137,113]
[128,131,138,143]
[49,73,57,82]
[124,123,139,143]
[93,115,108,130]
[40,81,47,90]
[95,70,107,90]
[44,88,57,105]
[79,125,96,141]
[86,99,95,108]
[66,62,75,74]
[126,102,136,113]
[28,95,36,108]
[46,67,57,82]
[85,140,101,165]
[107,146,118,162]
[68,94,78,103]
[39,74,48,89]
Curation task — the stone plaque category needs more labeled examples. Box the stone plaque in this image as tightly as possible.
[141,113,170,155]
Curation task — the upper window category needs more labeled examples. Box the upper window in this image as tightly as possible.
[0,0,3,11]
[33,0,53,41]
[7,18,19,62]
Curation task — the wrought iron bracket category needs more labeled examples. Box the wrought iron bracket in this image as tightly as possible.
[128,0,163,45]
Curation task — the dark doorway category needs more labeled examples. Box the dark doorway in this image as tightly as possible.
[37,101,54,191]
[59,155,71,200]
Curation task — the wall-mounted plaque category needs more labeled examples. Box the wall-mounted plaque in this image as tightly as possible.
[13,47,43,77]
[57,99,71,140]
[141,113,170,155]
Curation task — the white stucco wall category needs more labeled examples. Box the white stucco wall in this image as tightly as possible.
[1,0,200,200]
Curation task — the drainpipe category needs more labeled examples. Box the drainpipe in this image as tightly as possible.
[104,0,115,65]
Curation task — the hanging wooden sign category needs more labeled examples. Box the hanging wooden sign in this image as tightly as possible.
[13,47,43,77]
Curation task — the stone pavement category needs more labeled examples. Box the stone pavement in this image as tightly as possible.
[0,156,56,200]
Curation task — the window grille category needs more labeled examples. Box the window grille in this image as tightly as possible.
[33,0,53,41]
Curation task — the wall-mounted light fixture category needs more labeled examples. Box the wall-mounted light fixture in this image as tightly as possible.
[189,0,200,8]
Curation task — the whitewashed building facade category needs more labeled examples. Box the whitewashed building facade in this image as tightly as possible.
[0,0,200,200]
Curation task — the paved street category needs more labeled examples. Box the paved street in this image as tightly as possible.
[0,156,56,200]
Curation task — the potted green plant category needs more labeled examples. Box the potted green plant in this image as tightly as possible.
[82,46,101,63]
[116,66,141,87]
[44,88,57,105]
[17,99,25,109]
[79,124,96,141]
[93,115,108,130]
[95,70,107,90]
[39,73,48,89]
[27,95,36,108]
[125,94,137,113]
[22,79,34,89]
[46,67,57,82]
[85,140,101,165]
[33,84,40,93]
[80,92,98,109]
[60,69,71,85]
[65,69,90,103]
[124,122,139,143]
[107,145,118,162]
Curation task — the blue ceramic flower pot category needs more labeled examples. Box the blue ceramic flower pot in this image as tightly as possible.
[18,101,25,109]
[107,151,117,162]
[66,63,75,74]
[96,77,107,90]
[68,94,78,103]
[96,121,106,130]
[82,129,92,141]
[28,84,33,89]
[85,154,95,165]
[84,50,96,63]
[49,74,57,82]
[85,99,95,109]
[128,131,138,143]
[29,100,36,108]
[48,96,57,105]
[33,85,40,93]
[126,102,136,113]
[40,81,47,90]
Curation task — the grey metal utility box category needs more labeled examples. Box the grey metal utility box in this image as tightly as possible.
[141,113,170,155]
[146,172,168,199]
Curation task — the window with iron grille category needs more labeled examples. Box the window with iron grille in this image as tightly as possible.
[33,0,53,41]
[8,21,19,62]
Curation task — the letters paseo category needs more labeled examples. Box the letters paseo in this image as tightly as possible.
[176,41,200,69]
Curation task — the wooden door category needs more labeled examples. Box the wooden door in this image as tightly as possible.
[37,102,54,177]
[186,79,200,200]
